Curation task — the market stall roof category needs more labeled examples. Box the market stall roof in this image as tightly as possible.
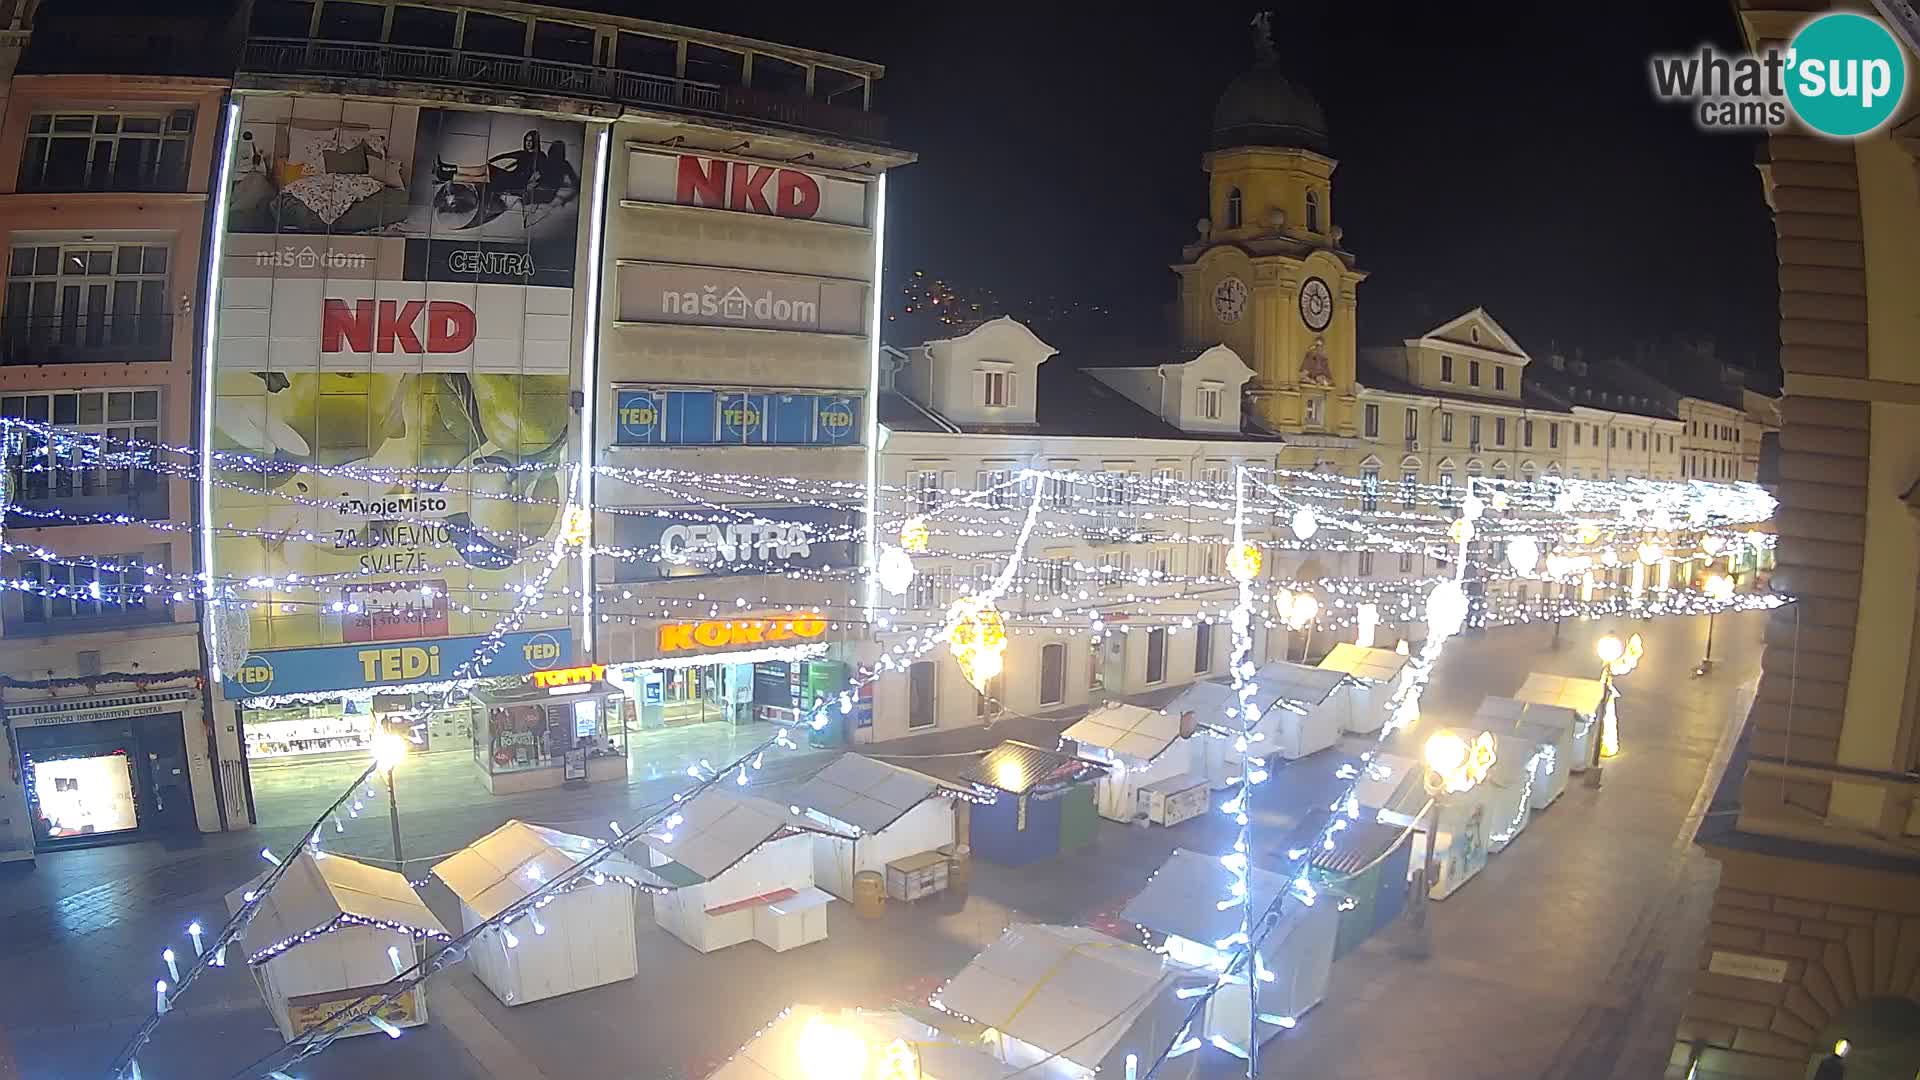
[785,754,951,836]
[960,740,1107,795]
[935,923,1197,1071]
[1351,752,1427,820]
[1514,672,1606,717]
[1121,848,1289,945]
[1474,695,1583,735]
[1063,702,1188,764]
[1161,679,1239,727]
[1309,818,1413,878]
[226,850,445,963]
[640,789,848,883]
[1317,643,1409,683]
[433,820,658,921]
[1251,661,1348,708]
[707,1005,1017,1080]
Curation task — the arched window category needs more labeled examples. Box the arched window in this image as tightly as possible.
[1305,190,1321,233]
[1226,187,1243,229]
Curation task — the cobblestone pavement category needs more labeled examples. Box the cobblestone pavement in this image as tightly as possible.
[0,611,1765,1080]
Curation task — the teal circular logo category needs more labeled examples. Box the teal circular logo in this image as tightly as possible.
[1786,13,1907,137]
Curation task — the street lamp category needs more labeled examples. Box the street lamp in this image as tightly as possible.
[370,729,410,872]
[1697,574,1734,676]
[1586,632,1642,788]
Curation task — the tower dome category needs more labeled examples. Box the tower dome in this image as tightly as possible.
[1211,13,1328,154]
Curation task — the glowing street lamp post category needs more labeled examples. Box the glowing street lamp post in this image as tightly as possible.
[1586,632,1642,789]
[371,731,410,871]
[1697,573,1735,676]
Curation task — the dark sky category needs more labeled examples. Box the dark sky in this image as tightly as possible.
[698,0,1780,371]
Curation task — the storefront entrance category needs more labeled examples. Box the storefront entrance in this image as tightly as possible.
[12,709,194,850]
[647,664,751,727]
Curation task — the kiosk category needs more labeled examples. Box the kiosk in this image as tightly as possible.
[469,672,631,794]
[1316,644,1411,735]
[959,742,1106,867]
[936,923,1204,1080]
[1161,680,1238,790]
[225,851,447,1041]
[431,820,651,1006]
[1122,848,1337,1050]
[1472,696,1578,808]
[786,754,958,901]
[642,789,848,954]
[1513,673,1605,772]
[1062,703,1205,824]
[1240,662,1347,764]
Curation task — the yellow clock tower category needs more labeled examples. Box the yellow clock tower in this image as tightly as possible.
[1172,14,1366,468]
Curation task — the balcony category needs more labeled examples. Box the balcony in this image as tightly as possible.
[240,38,888,145]
[1,315,174,366]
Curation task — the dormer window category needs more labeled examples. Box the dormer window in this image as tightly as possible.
[1226,188,1243,229]
[1197,382,1224,421]
[981,368,1013,407]
[1305,190,1321,233]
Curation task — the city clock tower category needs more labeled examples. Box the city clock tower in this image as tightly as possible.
[1172,14,1367,467]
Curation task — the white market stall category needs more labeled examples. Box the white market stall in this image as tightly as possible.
[1062,702,1206,824]
[706,1005,1016,1080]
[1476,730,1538,854]
[1472,696,1579,808]
[1161,680,1238,790]
[1350,751,1430,874]
[225,850,448,1041]
[642,788,850,954]
[1247,662,1347,761]
[934,923,1204,1080]
[1514,673,1605,772]
[1121,848,1337,1050]
[785,754,958,902]
[431,820,653,1006]
[1316,644,1411,735]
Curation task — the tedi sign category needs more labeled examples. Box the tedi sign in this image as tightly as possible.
[322,299,477,354]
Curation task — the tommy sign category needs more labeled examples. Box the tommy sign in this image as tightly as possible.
[617,262,867,335]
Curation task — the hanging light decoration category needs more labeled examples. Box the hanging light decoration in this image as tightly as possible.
[1702,534,1725,556]
[1461,493,1486,521]
[1576,524,1602,545]
[1227,541,1263,582]
[559,504,591,547]
[1506,536,1540,575]
[898,516,930,553]
[1448,517,1475,546]
[1282,592,1319,631]
[1355,602,1379,648]
[1423,730,1497,794]
[1637,542,1664,567]
[1425,580,1469,642]
[873,545,916,596]
[1289,507,1318,541]
[945,596,1007,692]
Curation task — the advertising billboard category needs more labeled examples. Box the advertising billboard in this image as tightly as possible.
[608,505,858,582]
[625,149,872,227]
[612,387,859,447]
[212,95,586,660]
[616,262,867,335]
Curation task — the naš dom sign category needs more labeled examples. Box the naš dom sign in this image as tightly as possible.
[657,613,829,654]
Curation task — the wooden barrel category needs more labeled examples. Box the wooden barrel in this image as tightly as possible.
[853,870,885,918]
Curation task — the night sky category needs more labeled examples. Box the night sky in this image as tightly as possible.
[696,0,1781,373]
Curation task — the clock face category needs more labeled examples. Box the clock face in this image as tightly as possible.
[1212,277,1248,324]
[1299,277,1334,332]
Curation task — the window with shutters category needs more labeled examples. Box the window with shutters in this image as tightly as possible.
[981,369,1012,407]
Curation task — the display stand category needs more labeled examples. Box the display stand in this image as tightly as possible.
[1122,848,1336,1052]
[431,820,651,1006]
[1514,673,1606,772]
[785,754,957,901]
[1317,644,1411,734]
[642,789,848,953]
[225,851,447,1041]
[937,923,1204,1080]
[1062,703,1202,823]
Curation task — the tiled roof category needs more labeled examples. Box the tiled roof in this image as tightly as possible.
[961,740,1107,794]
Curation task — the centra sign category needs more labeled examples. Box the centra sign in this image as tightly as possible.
[658,614,829,654]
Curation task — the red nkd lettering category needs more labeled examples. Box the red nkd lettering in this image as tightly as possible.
[674,155,728,208]
[776,169,821,219]
[321,299,476,354]
[670,154,822,221]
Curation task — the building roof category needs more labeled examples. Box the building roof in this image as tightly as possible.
[1473,695,1584,740]
[785,754,949,836]
[1513,673,1606,717]
[1351,752,1426,819]
[960,740,1107,795]
[226,851,445,963]
[1357,363,1572,415]
[433,820,655,920]
[1317,644,1409,683]
[1211,21,1328,154]
[936,924,1198,1071]
[1122,848,1289,945]
[1162,679,1241,726]
[707,1006,1016,1080]
[1251,661,1347,708]
[639,789,847,882]
[1063,702,1189,764]
[1310,818,1413,877]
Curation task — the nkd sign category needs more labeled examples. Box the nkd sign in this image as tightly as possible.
[626,149,871,228]
[617,263,866,335]
[322,299,476,354]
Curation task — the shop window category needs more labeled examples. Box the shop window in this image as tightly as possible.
[18,111,194,193]
[10,547,169,631]
[316,1,383,41]
[388,6,456,48]
[616,32,678,76]
[908,662,937,729]
[2,388,162,517]
[685,43,745,86]
[1038,643,1067,705]
[1146,628,1168,685]
[461,12,528,57]
[1193,622,1214,675]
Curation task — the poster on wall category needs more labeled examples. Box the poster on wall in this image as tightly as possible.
[213,96,587,655]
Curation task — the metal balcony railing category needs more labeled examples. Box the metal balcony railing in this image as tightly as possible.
[1,314,174,366]
[241,38,887,144]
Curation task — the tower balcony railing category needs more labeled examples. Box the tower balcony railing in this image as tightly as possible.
[241,38,887,144]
